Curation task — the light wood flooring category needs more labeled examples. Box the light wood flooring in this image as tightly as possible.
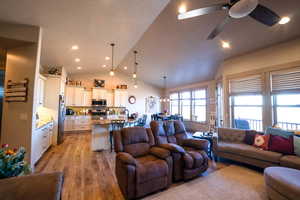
[35,132,228,200]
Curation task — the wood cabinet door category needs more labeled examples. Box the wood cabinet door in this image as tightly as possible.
[83,90,92,106]
[65,86,75,106]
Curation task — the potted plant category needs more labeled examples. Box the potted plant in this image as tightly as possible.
[0,144,31,179]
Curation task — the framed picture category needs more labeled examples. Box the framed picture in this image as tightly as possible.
[145,96,158,113]
[94,79,105,88]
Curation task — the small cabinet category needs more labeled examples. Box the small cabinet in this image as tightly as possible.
[114,89,128,107]
[64,115,91,132]
[37,75,46,106]
[65,86,84,106]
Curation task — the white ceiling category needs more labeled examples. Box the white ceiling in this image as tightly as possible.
[119,0,300,88]
[0,0,169,74]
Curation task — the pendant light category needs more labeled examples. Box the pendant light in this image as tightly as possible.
[160,76,170,102]
[109,43,115,76]
[132,51,138,79]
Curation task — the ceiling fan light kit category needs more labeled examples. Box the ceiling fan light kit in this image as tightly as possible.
[178,0,283,40]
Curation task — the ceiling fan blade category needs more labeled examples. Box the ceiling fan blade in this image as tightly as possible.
[178,4,228,20]
[249,4,280,26]
[207,16,232,40]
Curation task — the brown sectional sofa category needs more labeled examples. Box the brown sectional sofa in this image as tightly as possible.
[213,128,300,170]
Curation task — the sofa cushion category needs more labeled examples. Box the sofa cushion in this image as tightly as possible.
[294,135,300,157]
[253,134,270,150]
[264,167,300,200]
[164,121,175,136]
[218,128,246,143]
[124,143,150,157]
[280,155,300,170]
[136,155,168,183]
[265,127,294,139]
[218,142,282,163]
[269,135,294,155]
[122,127,149,145]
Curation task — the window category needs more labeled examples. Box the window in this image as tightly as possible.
[216,82,223,127]
[229,75,263,131]
[271,69,300,130]
[272,94,300,130]
[169,88,207,122]
[231,95,263,131]
[192,90,206,122]
[170,93,179,115]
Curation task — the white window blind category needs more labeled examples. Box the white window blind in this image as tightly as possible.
[271,68,300,94]
[229,75,262,95]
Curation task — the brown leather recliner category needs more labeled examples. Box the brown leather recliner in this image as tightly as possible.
[114,127,172,200]
[150,120,209,181]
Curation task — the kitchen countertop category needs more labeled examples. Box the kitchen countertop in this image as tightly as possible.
[92,118,137,125]
[36,120,54,130]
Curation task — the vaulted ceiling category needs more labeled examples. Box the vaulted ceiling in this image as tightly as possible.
[0,0,169,75]
[119,0,300,88]
[0,0,300,88]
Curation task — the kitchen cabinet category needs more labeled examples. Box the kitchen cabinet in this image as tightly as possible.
[64,115,91,132]
[92,88,107,99]
[65,86,84,106]
[37,75,46,106]
[114,89,128,107]
[32,122,54,165]
[83,90,92,106]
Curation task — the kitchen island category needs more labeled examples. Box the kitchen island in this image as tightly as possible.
[91,117,137,151]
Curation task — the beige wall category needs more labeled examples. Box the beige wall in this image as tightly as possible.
[0,22,42,167]
[69,72,163,116]
[166,80,216,132]
[218,37,300,128]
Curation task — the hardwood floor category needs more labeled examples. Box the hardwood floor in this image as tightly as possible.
[35,132,228,200]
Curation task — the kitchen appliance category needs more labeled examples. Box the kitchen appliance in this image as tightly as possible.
[92,99,107,106]
[57,95,65,144]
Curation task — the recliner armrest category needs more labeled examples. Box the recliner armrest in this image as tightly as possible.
[182,138,208,151]
[159,143,185,154]
[150,147,170,159]
[116,152,137,166]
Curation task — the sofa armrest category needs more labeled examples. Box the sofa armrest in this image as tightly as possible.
[150,147,171,159]
[116,152,137,166]
[0,172,64,200]
[182,138,208,151]
[159,143,185,154]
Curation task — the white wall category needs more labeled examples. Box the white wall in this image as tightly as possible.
[69,72,163,116]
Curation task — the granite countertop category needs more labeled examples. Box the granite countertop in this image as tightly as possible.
[92,118,137,125]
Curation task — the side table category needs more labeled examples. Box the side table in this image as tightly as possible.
[192,132,215,159]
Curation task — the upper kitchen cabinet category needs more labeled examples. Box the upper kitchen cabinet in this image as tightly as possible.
[92,88,113,106]
[65,86,84,106]
[114,89,128,107]
[37,75,46,106]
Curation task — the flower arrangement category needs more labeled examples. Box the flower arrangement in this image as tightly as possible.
[0,144,31,179]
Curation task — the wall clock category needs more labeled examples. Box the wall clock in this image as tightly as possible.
[128,96,136,104]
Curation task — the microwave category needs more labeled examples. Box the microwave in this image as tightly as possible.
[92,99,107,106]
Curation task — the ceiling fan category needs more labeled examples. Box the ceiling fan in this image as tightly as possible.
[178,0,281,40]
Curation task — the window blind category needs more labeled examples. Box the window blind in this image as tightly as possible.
[229,75,262,95]
[271,68,300,94]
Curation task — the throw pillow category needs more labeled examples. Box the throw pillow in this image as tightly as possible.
[253,134,270,150]
[269,135,294,155]
[294,135,300,157]
[244,130,258,145]
[265,127,294,139]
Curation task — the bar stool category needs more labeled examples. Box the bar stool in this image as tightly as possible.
[110,120,125,152]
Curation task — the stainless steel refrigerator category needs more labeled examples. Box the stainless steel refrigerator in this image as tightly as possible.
[57,95,65,144]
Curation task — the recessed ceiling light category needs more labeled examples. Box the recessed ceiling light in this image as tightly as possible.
[77,66,82,70]
[75,58,80,62]
[102,64,107,68]
[105,56,110,60]
[279,16,290,25]
[221,41,230,49]
[71,45,79,50]
[124,66,128,70]
[178,5,187,14]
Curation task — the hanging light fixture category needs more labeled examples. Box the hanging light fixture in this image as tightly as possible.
[160,76,170,102]
[132,50,138,79]
[109,43,115,76]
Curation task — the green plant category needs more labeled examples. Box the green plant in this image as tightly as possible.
[0,144,31,179]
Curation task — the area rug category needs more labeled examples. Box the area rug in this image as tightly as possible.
[143,165,268,200]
